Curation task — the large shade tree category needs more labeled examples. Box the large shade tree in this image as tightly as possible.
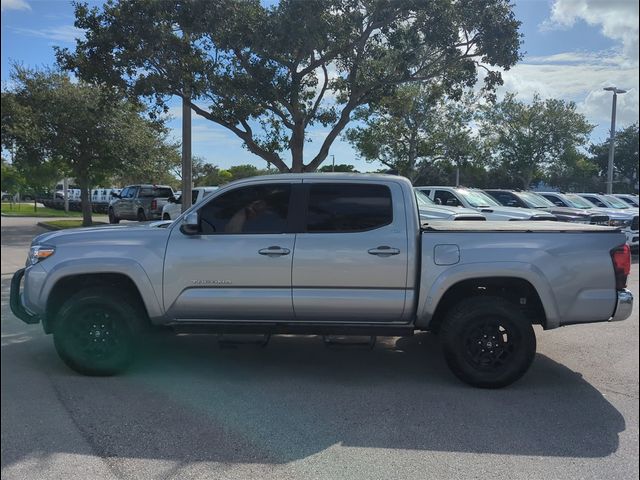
[57,0,522,173]
[478,93,593,189]
[345,85,481,183]
[2,67,180,226]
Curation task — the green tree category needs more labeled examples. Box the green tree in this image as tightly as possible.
[546,147,599,192]
[58,0,521,173]
[345,85,482,183]
[1,158,25,198]
[318,163,358,172]
[589,123,639,193]
[2,67,179,226]
[478,93,594,189]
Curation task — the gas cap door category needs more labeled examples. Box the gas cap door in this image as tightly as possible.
[434,244,460,265]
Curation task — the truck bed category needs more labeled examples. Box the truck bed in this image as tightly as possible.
[421,220,617,233]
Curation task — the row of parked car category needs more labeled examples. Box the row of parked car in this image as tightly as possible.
[33,179,639,248]
[415,186,639,248]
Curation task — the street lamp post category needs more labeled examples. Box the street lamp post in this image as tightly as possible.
[603,86,627,194]
[331,154,335,172]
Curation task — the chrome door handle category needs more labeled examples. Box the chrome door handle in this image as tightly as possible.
[367,246,400,257]
[258,246,291,257]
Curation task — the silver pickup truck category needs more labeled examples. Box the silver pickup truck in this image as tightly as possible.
[10,174,634,388]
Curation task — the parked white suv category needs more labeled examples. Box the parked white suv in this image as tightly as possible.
[418,186,557,221]
[162,186,219,220]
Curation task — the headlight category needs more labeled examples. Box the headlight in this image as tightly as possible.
[609,219,632,228]
[27,245,55,266]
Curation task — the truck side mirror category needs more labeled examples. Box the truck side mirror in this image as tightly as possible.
[180,212,200,235]
[111,192,121,198]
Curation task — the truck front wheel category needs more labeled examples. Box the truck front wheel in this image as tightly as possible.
[440,296,536,388]
[53,288,140,376]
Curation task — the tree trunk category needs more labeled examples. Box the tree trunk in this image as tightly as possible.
[79,181,92,227]
[406,132,418,184]
[290,122,305,173]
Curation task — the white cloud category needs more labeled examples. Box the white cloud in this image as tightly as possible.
[542,0,639,63]
[11,25,84,44]
[580,87,639,128]
[476,46,639,139]
[1,0,30,12]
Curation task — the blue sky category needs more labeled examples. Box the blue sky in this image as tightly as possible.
[2,0,639,172]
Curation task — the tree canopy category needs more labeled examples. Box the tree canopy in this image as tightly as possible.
[477,93,593,189]
[1,66,180,225]
[58,0,522,173]
[345,85,481,183]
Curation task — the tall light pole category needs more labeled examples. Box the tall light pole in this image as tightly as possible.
[603,86,626,194]
[331,154,336,172]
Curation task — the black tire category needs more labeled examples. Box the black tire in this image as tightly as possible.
[53,288,141,376]
[137,209,147,222]
[440,296,536,388]
[108,208,119,224]
[162,213,171,221]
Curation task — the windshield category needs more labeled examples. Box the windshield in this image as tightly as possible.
[565,194,596,209]
[518,191,554,208]
[603,195,630,209]
[458,189,500,208]
[415,190,436,207]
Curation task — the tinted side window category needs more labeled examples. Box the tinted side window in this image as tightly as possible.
[139,187,173,198]
[199,184,292,234]
[126,187,138,198]
[305,183,392,233]
[585,196,605,207]
[541,194,564,207]
[120,188,130,198]
[493,192,519,206]
[434,190,460,206]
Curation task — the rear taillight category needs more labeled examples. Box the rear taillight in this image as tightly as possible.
[151,199,157,210]
[610,244,631,290]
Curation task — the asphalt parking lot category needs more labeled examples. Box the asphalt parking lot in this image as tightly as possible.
[1,216,638,480]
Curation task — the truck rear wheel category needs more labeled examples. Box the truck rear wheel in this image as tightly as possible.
[137,209,146,222]
[53,288,140,376]
[440,296,536,388]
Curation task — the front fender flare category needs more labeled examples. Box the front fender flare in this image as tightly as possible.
[40,258,164,320]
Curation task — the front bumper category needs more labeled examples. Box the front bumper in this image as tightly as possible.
[611,289,634,322]
[9,268,40,324]
[624,229,639,248]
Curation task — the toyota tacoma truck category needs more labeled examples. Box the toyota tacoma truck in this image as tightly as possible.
[10,174,634,388]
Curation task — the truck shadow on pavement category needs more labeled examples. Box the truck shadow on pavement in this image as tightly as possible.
[1,293,626,471]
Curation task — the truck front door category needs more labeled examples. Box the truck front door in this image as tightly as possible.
[163,181,299,321]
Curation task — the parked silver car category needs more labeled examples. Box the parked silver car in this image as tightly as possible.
[415,189,485,221]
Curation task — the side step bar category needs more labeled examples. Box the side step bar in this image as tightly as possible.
[171,322,414,337]
[323,335,377,349]
[217,333,271,348]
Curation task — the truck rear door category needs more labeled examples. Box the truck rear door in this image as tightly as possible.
[292,180,409,323]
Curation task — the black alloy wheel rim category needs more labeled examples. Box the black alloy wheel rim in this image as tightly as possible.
[462,317,518,371]
[68,307,126,361]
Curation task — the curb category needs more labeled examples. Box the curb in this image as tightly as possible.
[36,222,61,231]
